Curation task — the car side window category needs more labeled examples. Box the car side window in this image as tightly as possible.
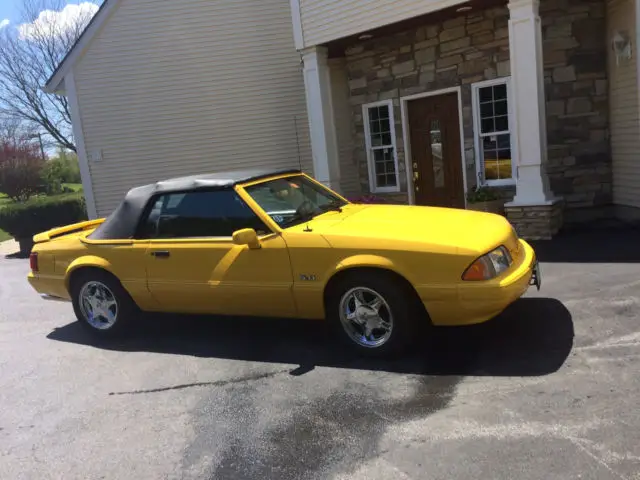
[140,189,270,239]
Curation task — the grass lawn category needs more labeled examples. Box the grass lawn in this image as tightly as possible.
[64,183,83,192]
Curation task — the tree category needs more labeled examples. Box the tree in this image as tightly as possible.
[0,137,45,201]
[0,0,100,153]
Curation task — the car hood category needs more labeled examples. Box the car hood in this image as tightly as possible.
[310,204,516,255]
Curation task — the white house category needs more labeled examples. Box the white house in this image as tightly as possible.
[44,0,315,219]
[45,0,640,239]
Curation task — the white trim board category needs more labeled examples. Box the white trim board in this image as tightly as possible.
[65,71,98,219]
[399,86,468,207]
[289,0,305,50]
[362,99,402,194]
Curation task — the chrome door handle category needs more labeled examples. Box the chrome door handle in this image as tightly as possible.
[150,250,170,258]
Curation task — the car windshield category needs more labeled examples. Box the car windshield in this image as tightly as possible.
[244,175,348,229]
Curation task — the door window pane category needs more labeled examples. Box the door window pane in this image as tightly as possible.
[430,119,445,188]
[141,190,269,239]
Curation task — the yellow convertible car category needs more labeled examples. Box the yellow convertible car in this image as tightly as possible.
[27,169,540,356]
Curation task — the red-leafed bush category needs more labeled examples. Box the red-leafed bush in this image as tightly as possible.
[0,140,45,201]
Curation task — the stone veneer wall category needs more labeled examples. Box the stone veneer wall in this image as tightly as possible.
[541,0,610,211]
[343,0,610,212]
[505,201,565,240]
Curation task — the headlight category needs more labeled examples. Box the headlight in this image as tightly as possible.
[462,246,513,281]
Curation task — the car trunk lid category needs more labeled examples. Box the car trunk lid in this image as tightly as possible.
[33,218,105,244]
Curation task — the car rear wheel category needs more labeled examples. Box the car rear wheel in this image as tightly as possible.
[70,269,137,337]
[326,271,422,357]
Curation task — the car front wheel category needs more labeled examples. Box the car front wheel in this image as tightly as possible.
[327,272,422,357]
[70,269,137,337]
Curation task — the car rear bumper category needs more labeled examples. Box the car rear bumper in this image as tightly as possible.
[28,273,71,302]
[420,239,537,326]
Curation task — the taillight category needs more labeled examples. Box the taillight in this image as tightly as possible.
[29,252,39,273]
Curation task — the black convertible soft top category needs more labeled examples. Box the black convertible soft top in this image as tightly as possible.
[89,168,302,240]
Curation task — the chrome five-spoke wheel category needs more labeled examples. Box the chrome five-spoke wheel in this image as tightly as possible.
[79,281,119,330]
[339,286,394,348]
[328,271,423,357]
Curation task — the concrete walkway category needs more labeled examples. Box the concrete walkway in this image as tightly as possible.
[0,239,19,257]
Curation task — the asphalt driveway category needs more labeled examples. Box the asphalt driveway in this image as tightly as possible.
[1,229,640,479]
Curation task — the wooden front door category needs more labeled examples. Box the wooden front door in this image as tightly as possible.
[408,92,465,208]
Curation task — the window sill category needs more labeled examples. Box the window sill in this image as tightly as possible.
[479,181,516,188]
[369,187,402,194]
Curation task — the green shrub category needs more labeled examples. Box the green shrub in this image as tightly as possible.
[40,153,82,194]
[40,159,65,194]
[0,193,87,239]
[467,186,502,203]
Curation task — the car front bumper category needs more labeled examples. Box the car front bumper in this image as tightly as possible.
[419,239,538,326]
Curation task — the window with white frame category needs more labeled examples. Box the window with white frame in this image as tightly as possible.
[472,78,516,186]
[362,100,399,192]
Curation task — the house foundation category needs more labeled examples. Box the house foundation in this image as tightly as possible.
[505,200,564,240]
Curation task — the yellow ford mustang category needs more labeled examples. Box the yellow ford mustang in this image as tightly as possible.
[27,169,541,356]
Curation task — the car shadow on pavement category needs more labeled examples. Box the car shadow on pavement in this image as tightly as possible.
[47,297,573,378]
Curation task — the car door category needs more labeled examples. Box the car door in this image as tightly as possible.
[141,188,296,317]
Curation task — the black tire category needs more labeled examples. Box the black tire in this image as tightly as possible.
[325,270,425,358]
[70,268,138,338]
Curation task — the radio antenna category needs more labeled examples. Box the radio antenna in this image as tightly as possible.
[293,115,312,232]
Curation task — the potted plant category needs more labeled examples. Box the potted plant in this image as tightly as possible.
[466,186,505,215]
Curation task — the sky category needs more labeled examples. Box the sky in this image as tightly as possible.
[0,1,101,33]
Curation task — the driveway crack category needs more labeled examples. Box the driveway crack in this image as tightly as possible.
[108,368,291,396]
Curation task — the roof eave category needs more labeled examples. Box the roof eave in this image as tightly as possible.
[43,76,66,95]
[43,0,119,96]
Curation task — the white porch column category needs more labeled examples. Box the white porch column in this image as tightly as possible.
[301,46,341,190]
[506,0,557,206]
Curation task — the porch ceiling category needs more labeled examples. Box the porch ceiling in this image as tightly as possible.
[327,0,508,58]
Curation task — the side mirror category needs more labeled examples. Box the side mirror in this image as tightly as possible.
[232,228,261,249]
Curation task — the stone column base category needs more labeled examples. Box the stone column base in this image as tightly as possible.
[504,200,564,240]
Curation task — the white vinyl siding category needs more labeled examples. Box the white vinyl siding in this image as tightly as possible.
[73,0,312,216]
[607,0,640,209]
[299,0,467,47]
